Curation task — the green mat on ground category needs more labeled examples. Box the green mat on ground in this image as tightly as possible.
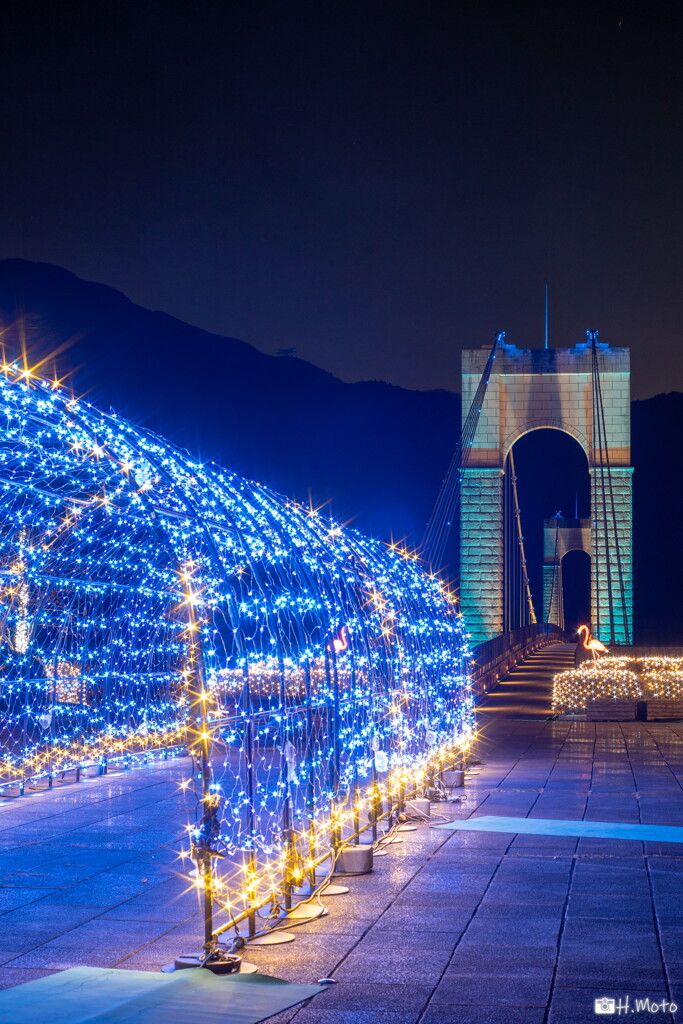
[435,815,683,842]
[0,966,324,1024]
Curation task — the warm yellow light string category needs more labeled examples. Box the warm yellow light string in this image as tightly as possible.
[0,361,475,945]
[552,656,683,713]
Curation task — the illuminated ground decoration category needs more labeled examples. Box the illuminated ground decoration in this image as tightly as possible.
[553,657,683,713]
[0,365,474,909]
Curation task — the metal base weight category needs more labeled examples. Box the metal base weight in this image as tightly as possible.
[335,843,373,875]
[247,930,296,946]
[406,798,431,818]
[162,953,259,975]
[355,840,388,857]
[295,883,349,897]
[279,902,327,922]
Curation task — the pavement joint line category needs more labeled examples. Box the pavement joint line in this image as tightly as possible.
[415,824,516,1024]
[285,811,472,1022]
[0,770,192,844]
[0,760,192,822]
[542,830,577,1024]
[636,732,672,1010]
[4,645,683,1015]
[539,696,595,1024]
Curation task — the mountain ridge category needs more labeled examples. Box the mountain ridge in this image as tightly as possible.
[0,258,677,642]
[0,259,459,543]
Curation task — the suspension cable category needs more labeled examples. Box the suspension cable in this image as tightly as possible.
[589,332,629,642]
[504,460,510,631]
[591,337,615,639]
[545,515,562,626]
[422,332,504,569]
[509,447,537,624]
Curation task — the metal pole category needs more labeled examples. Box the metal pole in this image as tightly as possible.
[277,650,294,910]
[350,659,360,844]
[324,648,341,851]
[304,661,317,887]
[241,663,257,940]
[183,561,217,951]
[202,850,213,947]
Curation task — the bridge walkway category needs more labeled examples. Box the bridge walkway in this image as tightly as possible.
[477,642,576,719]
[3,646,683,1020]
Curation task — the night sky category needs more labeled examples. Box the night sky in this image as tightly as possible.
[1,1,681,399]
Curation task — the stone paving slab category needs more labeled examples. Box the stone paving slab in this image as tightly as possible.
[1,646,683,1023]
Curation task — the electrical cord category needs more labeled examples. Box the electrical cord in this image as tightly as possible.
[211,844,341,947]
[210,772,479,948]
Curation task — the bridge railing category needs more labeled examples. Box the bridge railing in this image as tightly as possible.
[470,623,565,698]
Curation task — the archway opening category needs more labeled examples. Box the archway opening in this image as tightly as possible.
[507,429,590,627]
[562,549,591,633]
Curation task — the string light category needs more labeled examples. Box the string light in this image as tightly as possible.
[636,657,683,699]
[0,361,475,920]
[552,656,683,712]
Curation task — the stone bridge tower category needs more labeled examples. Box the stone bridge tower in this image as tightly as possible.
[460,339,632,644]
[542,516,591,628]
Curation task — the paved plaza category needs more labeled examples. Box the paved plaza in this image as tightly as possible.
[1,645,683,1022]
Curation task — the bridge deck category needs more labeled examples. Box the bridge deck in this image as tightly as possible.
[478,642,575,719]
[1,644,683,1020]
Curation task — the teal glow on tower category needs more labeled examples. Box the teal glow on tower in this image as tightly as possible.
[460,338,633,645]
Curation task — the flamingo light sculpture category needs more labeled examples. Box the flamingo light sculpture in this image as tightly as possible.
[329,626,348,653]
[578,624,609,660]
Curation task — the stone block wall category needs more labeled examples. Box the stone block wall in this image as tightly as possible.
[460,342,632,644]
[543,564,563,628]
[542,518,592,630]
[460,468,503,643]
[591,468,633,643]
[462,343,630,466]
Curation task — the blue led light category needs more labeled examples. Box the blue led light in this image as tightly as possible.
[0,365,474,908]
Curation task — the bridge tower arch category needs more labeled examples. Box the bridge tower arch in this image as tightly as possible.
[460,340,632,644]
[543,515,592,628]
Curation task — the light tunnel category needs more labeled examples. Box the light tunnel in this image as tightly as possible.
[0,365,474,877]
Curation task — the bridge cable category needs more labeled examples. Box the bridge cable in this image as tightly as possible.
[504,452,514,630]
[598,349,629,642]
[421,332,504,570]
[591,346,615,639]
[508,446,537,625]
[544,515,563,628]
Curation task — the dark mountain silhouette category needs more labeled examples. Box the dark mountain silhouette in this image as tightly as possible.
[0,259,676,642]
[0,259,458,545]
[631,393,683,644]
